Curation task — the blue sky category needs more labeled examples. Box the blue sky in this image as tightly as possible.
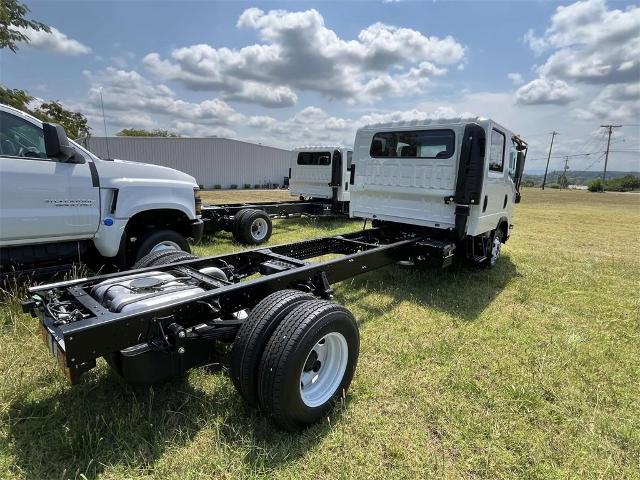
[2,0,639,173]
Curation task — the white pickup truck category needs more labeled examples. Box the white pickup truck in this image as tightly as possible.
[0,104,203,278]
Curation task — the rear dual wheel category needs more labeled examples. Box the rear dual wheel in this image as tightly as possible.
[231,291,359,431]
[232,209,272,245]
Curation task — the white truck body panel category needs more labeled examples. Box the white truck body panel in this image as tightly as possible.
[289,146,352,203]
[350,117,517,236]
[0,104,199,259]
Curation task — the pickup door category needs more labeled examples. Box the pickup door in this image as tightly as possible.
[0,110,100,244]
[350,128,459,228]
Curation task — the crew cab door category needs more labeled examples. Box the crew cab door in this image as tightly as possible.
[350,128,458,227]
[0,110,100,244]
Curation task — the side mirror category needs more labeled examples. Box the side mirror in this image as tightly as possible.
[43,123,80,162]
[514,151,526,204]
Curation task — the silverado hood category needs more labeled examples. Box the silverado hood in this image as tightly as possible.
[93,158,198,189]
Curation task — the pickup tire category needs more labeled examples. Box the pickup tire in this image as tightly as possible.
[133,249,198,269]
[230,289,315,408]
[233,209,272,245]
[133,229,190,264]
[257,300,359,431]
[481,229,504,268]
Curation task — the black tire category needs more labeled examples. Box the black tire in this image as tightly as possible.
[133,229,190,265]
[231,209,253,240]
[133,250,198,269]
[481,229,504,268]
[233,210,272,245]
[257,300,359,431]
[230,289,315,407]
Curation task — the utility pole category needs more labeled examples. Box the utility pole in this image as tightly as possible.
[561,156,569,189]
[600,124,622,192]
[542,131,558,190]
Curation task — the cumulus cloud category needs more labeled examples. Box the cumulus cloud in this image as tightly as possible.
[525,0,640,84]
[574,83,640,123]
[517,0,639,115]
[79,68,247,133]
[16,26,91,55]
[515,77,578,105]
[143,7,465,106]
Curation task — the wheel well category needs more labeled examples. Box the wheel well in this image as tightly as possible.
[125,209,192,241]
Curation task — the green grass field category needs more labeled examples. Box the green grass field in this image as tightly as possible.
[1,189,638,479]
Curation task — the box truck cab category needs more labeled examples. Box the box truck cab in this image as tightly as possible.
[289,146,352,211]
[0,104,203,278]
[350,117,527,266]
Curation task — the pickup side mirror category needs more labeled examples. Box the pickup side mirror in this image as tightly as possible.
[43,123,83,163]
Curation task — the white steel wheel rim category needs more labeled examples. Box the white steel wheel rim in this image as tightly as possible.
[150,240,182,253]
[490,237,501,265]
[251,218,268,241]
[300,332,348,407]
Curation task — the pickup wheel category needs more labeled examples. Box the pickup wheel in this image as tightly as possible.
[133,250,198,269]
[257,300,359,431]
[230,289,315,408]
[233,209,272,245]
[133,229,190,264]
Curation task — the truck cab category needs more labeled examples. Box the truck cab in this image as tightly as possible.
[350,117,527,265]
[0,104,203,277]
[289,146,353,209]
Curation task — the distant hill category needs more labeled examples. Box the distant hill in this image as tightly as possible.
[522,170,639,186]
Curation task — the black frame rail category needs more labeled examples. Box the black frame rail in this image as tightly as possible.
[24,228,455,383]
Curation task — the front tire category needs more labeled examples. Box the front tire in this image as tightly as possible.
[257,300,359,431]
[483,229,504,268]
[133,229,190,265]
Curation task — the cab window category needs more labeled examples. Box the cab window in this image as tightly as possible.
[0,111,47,159]
[297,151,331,166]
[347,151,353,169]
[489,128,505,172]
[370,130,454,159]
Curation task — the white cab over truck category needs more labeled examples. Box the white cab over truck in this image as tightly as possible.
[0,104,203,278]
[350,117,527,266]
[289,146,353,213]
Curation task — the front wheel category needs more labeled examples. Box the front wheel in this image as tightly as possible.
[483,229,504,268]
[257,300,359,431]
[132,229,190,265]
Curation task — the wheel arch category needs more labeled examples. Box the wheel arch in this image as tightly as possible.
[497,216,510,242]
[125,208,193,240]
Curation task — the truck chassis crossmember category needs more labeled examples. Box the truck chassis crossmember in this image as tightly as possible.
[24,227,454,386]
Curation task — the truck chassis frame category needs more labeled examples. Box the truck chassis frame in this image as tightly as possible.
[24,226,454,385]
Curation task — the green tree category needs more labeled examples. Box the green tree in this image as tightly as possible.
[0,85,32,110]
[116,128,179,137]
[35,101,91,139]
[587,179,603,192]
[1,85,91,140]
[0,0,50,52]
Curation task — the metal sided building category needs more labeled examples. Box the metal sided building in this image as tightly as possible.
[85,136,291,189]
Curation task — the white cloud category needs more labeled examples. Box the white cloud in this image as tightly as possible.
[143,8,465,106]
[526,0,640,84]
[574,83,640,123]
[515,77,578,105]
[507,73,524,85]
[16,26,91,55]
[79,68,248,132]
[523,29,548,56]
